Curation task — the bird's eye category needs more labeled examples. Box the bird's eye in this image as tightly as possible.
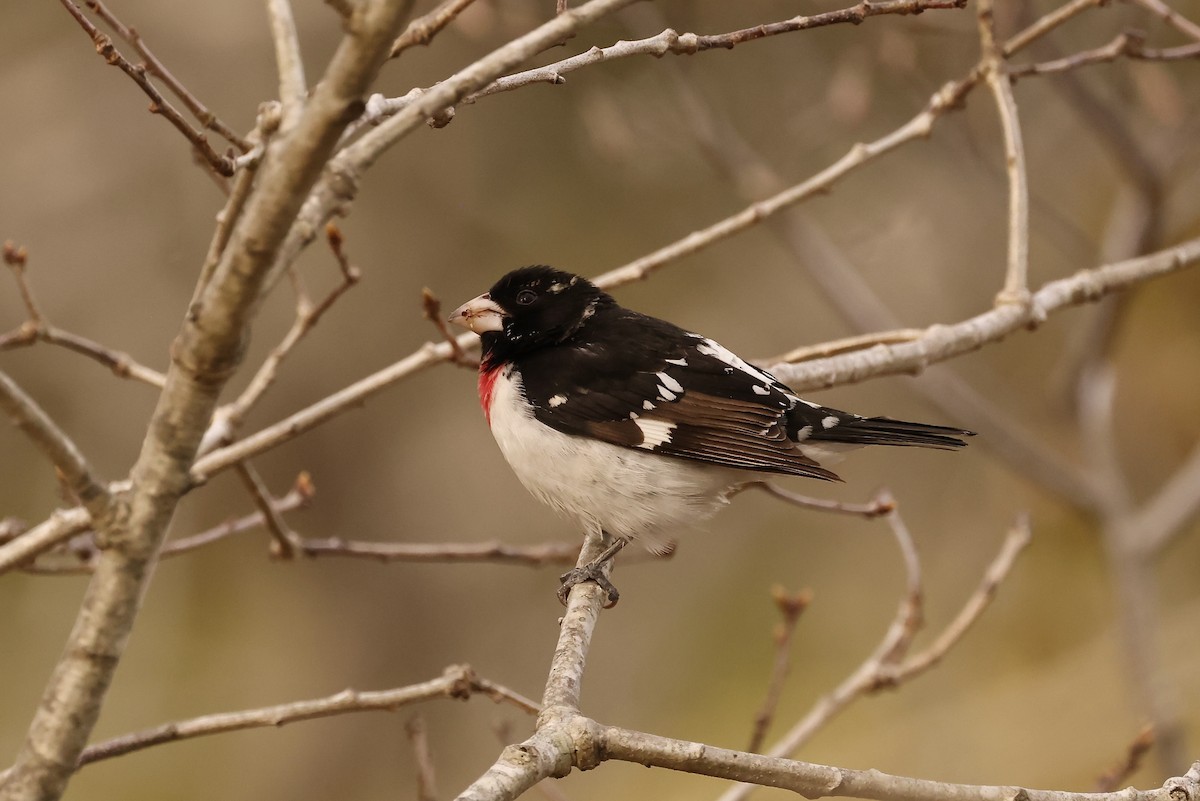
[516,289,537,306]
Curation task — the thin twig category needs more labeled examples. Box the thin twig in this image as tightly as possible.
[717,516,1031,801]
[1010,30,1200,78]
[293,537,581,565]
[0,243,165,386]
[15,476,315,575]
[58,0,238,176]
[13,665,534,775]
[200,223,361,454]
[423,288,476,367]
[1003,0,1107,56]
[771,330,924,366]
[757,483,895,518]
[1096,724,1156,792]
[234,463,301,558]
[84,0,249,151]
[1127,0,1200,42]
[978,0,1031,306]
[0,508,92,576]
[0,370,111,519]
[389,0,479,58]
[748,587,812,753]
[407,715,440,801]
[887,516,1031,682]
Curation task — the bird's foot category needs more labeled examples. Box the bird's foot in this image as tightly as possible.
[557,563,620,608]
[557,536,629,608]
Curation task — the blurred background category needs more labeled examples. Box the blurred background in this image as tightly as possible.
[2,1,1199,799]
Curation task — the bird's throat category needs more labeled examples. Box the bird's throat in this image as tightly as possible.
[478,364,502,425]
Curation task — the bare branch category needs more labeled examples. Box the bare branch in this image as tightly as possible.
[3,665,531,777]
[1097,725,1156,792]
[0,370,110,519]
[265,0,308,130]
[1003,0,1107,56]
[1127,0,1200,42]
[1010,31,1200,78]
[293,536,580,565]
[83,0,249,151]
[718,516,1030,801]
[407,715,440,801]
[234,463,300,558]
[770,330,924,366]
[0,508,92,576]
[0,243,165,386]
[978,0,1031,306]
[1,3,417,797]
[748,587,812,753]
[389,0,479,58]
[756,483,896,519]
[768,236,1200,392]
[605,728,1199,801]
[423,287,477,367]
[58,0,238,176]
[890,517,1031,681]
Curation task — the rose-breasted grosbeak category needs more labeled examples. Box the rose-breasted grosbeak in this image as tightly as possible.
[450,266,972,605]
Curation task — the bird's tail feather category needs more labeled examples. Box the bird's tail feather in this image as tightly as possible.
[811,417,974,450]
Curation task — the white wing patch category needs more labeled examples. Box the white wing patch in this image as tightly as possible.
[691,336,820,406]
[549,394,568,407]
[634,418,675,449]
[752,385,770,396]
[665,357,688,367]
[656,372,683,394]
[821,415,839,429]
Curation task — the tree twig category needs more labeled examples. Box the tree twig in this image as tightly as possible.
[0,665,534,781]
[389,0,479,58]
[748,587,812,753]
[1096,724,1156,792]
[407,715,440,801]
[83,0,249,151]
[58,0,239,176]
[0,370,111,520]
[978,0,1031,306]
[717,515,1031,801]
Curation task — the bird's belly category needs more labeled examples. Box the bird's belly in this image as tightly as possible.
[488,370,741,549]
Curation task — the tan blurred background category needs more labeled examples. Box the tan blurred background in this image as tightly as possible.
[2,1,1199,799]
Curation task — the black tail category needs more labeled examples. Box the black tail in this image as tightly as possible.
[809,417,974,450]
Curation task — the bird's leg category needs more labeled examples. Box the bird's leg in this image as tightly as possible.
[558,535,629,608]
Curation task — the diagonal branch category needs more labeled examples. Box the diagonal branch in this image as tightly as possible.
[0,370,110,519]
[59,0,239,176]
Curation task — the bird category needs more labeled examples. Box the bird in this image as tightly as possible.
[449,265,973,607]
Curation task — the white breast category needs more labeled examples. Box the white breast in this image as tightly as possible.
[487,367,745,552]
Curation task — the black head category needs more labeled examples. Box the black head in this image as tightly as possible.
[449,266,614,366]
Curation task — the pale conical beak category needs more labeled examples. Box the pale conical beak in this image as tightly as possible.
[448,293,505,334]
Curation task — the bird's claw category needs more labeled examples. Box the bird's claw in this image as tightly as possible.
[557,564,620,608]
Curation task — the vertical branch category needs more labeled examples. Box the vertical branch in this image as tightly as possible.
[265,0,308,129]
[538,527,610,726]
[978,0,1031,305]
[0,4,416,800]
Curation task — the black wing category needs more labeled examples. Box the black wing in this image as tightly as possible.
[514,309,843,481]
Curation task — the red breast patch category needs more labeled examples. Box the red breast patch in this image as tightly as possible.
[478,365,502,425]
